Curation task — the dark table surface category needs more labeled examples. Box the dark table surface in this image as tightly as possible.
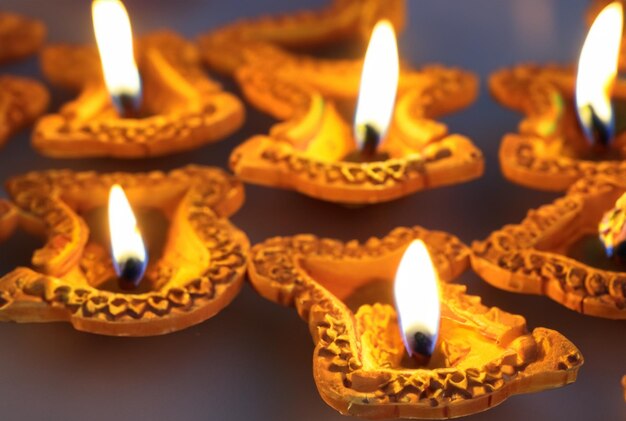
[0,0,624,420]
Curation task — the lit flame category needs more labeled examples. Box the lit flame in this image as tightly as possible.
[599,192,626,258]
[575,1,623,146]
[393,240,441,359]
[353,20,400,153]
[108,184,147,286]
[92,0,142,114]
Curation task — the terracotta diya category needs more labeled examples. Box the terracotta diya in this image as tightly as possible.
[224,18,482,204]
[0,13,49,148]
[198,0,481,204]
[490,2,626,192]
[472,174,626,319]
[0,75,49,148]
[0,166,248,336]
[0,12,45,64]
[248,227,582,419]
[34,0,244,158]
[197,0,406,76]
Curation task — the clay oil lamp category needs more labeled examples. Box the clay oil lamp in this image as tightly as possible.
[248,227,582,419]
[226,19,483,204]
[0,12,45,64]
[0,166,248,336]
[472,174,626,319]
[0,13,49,148]
[490,2,626,191]
[197,0,407,77]
[34,0,244,158]
[198,0,481,205]
[0,75,49,149]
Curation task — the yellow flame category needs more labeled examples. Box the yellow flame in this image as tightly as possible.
[575,1,623,140]
[599,192,626,258]
[353,20,400,149]
[92,0,141,102]
[108,184,146,275]
[393,240,441,358]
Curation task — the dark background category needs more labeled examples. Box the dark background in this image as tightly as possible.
[0,0,624,420]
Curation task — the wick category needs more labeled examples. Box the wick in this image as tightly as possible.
[358,123,382,160]
[113,92,143,119]
[401,330,436,367]
[115,256,146,290]
[578,104,614,149]
[409,331,435,365]
[343,123,389,163]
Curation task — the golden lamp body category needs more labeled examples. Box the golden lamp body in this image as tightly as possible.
[0,12,45,64]
[35,32,244,158]
[0,13,49,149]
[0,166,248,336]
[248,227,582,419]
[473,175,626,319]
[198,0,484,204]
[490,64,626,191]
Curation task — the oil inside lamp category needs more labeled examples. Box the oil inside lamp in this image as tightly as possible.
[92,0,142,117]
[575,1,623,149]
[348,19,399,162]
[599,192,626,261]
[108,184,148,290]
[393,240,441,365]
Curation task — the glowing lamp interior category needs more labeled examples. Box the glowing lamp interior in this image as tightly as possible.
[92,0,142,113]
[575,1,623,145]
[393,240,441,359]
[353,20,400,152]
[599,192,626,258]
[108,184,147,287]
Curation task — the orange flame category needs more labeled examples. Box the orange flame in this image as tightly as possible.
[353,20,400,152]
[575,1,623,145]
[393,240,441,359]
[92,0,142,114]
[599,192,626,258]
[108,184,147,285]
